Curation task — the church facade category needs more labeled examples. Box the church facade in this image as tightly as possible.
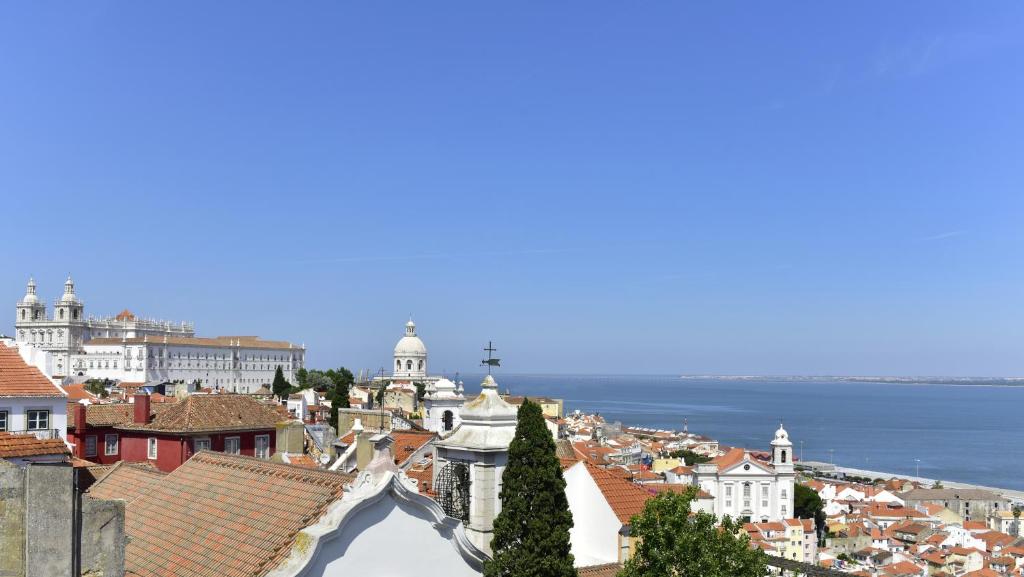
[692,425,796,523]
[13,277,304,392]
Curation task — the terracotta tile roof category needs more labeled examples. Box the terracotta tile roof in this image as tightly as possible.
[67,401,175,429]
[86,335,300,350]
[0,432,70,459]
[88,461,168,504]
[0,343,65,397]
[388,430,435,466]
[710,447,749,471]
[116,395,286,434]
[881,561,925,576]
[585,462,654,524]
[406,460,435,496]
[123,451,353,577]
[64,383,100,401]
[578,563,623,577]
[282,454,318,469]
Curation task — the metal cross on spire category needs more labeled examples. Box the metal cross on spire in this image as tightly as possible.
[481,341,500,375]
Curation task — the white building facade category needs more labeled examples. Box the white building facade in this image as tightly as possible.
[423,377,465,434]
[13,277,304,392]
[692,425,796,523]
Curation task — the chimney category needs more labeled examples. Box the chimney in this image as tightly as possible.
[73,403,87,436]
[134,393,151,424]
[354,419,373,471]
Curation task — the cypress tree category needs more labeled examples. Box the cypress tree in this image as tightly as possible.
[329,367,353,431]
[272,366,291,401]
[485,399,577,577]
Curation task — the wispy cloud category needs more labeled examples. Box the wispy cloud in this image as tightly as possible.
[294,247,574,265]
[917,230,967,242]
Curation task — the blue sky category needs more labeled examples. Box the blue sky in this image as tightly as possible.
[1,3,1022,376]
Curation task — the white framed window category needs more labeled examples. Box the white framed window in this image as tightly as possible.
[255,434,270,459]
[27,409,49,430]
[0,410,8,432]
[105,434,119,455]
[194,438,211,452]
[147,437,158,459]
[84,435,97,457]
[224,436,240,455]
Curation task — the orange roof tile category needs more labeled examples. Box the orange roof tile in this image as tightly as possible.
[0,432,70,458]
[0,343,65,397]
[388,430,435,466]
[64,383,100,401]
[68,401,175,429]
[585,462,655,524]
[88,461,167,504]
[283,454,319,469]
[117,395,286,433]
[578,564,623,577]
[86,335,300,350]
[123,452,353,577]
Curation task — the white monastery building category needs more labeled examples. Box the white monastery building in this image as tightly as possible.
[13,276,304,392]
[692,424,796,523]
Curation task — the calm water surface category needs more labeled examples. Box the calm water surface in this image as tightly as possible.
[462,374,1024,491]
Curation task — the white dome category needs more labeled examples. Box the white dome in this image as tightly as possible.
[771,424,792,446]
[394,318,427,356]
[21,277,39,304]
[394,335,427,356]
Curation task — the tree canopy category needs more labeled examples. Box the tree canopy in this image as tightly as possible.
[272,366,291,400]
[485,399,576,577]
[794,483,826,543]
[619,488,767,577]
[667,449,712,465]
[328,367,353,431]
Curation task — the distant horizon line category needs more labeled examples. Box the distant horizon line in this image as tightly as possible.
[354,370,1024,382]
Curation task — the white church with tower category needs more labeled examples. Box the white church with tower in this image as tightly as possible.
[13,276,304,391]
[692,424,796,523]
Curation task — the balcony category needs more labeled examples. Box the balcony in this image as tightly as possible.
[4,428,62,440]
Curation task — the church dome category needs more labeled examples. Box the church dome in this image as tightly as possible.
[394,319,427,356]
[21,278,39,304]
[771,423,792,446]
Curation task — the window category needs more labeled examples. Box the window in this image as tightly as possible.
[194,438,211,452]
[105,434,119,455]
[224,436,240,455]
[442,410,454,431]
[0,410,7,431]
[147,437,158,459]
[84,435,97,457]
[255,435,270,459]
[27,410,49,430]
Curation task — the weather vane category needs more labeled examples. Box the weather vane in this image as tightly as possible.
[481,341,500,375]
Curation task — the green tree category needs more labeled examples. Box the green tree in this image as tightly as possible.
[84,378,109,398]
[485,399,576,577]
[668,449,712,465]
[328,367,353,431]
[272,366,291,401]
[620,488,767,577]
[414,381,426,402]
[794,483,826,544]
[295,367,308,389]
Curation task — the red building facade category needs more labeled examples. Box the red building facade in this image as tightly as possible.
[69,394,286,472]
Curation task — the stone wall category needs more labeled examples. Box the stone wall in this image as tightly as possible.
[0,459,125,577]
[0,460,26,577]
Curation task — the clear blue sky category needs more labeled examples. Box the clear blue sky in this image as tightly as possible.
[1,3,1022,376]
